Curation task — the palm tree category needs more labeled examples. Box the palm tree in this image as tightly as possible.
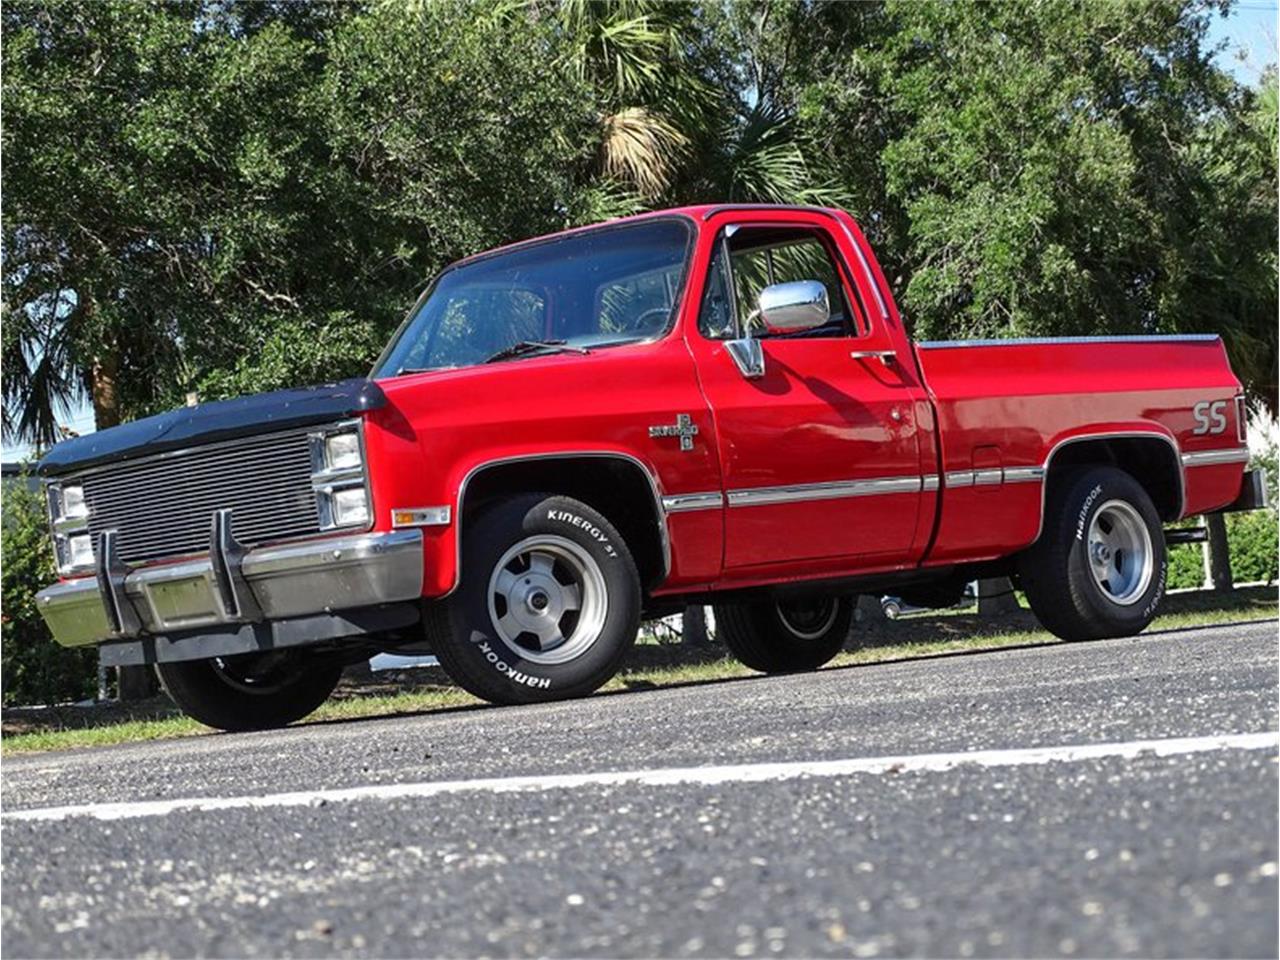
[553,0,848,210]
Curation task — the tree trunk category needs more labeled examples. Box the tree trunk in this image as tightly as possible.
[1202,513,1234,592]
[977,577,1020,615]
[89,343,122,430]
[682,605,709,645]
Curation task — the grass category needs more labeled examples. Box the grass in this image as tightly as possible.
[3,585,1275,756]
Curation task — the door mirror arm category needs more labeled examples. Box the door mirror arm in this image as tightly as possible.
[726,337,765,379]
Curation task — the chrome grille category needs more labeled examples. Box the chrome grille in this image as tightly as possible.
[78,427,324,564]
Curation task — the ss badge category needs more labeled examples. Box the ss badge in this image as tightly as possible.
[1192,400,1228,435]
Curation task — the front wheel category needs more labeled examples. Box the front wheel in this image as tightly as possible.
[714,596,853,673]
[424,494,641,705]
[155,651,342,731]
[1018,465,1167,641]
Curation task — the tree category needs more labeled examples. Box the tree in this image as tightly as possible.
[4,0,1274,440]
[774,0,1275,406]
[1,1,365,442]
[1,1,617,430]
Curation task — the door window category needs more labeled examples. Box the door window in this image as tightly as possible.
[698,226,869,340]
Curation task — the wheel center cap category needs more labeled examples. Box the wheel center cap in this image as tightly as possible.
[1093,542,1111,564]
[527,590,550,613]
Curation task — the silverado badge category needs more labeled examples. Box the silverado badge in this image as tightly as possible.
[649,413,699,451]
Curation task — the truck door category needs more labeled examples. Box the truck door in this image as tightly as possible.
[685,215,928,574]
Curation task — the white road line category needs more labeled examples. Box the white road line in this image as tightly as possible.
[5,731,1276,824]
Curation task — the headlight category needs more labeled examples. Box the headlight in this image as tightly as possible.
[54,532,95,574]
[47,482,94,574]
[310,423,371,531]
[47,483,89,523]
[329,487,370,527]
[324,432,363,471]
[62,485,88,520]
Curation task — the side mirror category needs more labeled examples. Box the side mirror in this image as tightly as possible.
[758,280,830,334]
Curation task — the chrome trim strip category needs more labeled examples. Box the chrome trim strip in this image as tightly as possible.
[1002,466,1046,484]
[662,492,725,513]
[727,475,922,508]
[452,452,672,596]
[921,474,940,492]
[944,466,1045,488]
[918,335,1221,350]
[1182,447,1250,467]
[832,219,890,320]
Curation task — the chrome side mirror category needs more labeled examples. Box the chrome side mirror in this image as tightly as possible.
[758,280,829,334]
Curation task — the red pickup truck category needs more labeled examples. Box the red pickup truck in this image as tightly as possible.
[36,204,1266,730]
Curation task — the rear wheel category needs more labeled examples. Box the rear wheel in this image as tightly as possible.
[714,596,853,673]
[155,651,342,732]
[425,494,641,705]
[1018,465,1166,641]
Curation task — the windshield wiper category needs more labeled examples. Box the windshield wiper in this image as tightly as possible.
[483,340,590,364]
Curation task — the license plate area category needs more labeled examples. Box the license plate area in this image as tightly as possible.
[136,568,228,631]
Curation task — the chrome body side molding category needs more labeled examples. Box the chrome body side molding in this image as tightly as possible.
[944,466,1046,488]
[662,492,725,513]
[727,475,924,508]
[1181,447,1250,467]
[1002,466,1047,484]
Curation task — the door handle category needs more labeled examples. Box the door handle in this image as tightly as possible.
[850,349,897,366]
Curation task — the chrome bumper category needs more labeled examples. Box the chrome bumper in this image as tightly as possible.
[37,529,425,649]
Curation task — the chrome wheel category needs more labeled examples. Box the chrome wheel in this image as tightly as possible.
[776,597,840,640]
[487,534,609,665]
[1086,499,1154,605]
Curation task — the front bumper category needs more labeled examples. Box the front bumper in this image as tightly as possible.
[36,529,425,650]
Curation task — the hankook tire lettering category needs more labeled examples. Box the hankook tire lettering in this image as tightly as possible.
[1076,484,1103,541]
[475,641,552,689]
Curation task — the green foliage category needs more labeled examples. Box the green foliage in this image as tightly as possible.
[2,0,1276,433]
[1225,509,1279,585]
[784,0,1276,406]
[1167,539,1205,591]
[1,473,97,706]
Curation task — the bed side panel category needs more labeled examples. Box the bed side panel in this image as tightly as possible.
[917,338,1244,564]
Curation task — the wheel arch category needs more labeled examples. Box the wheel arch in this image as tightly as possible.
[1038,432,1184,542]
[454,452,670,594]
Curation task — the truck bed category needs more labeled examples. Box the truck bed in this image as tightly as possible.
[914,335,1249,564]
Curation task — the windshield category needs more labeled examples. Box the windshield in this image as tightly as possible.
[375,218,693,375]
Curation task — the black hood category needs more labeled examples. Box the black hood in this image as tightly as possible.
[38,379,387,477]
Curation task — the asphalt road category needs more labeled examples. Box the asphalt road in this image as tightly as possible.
[3,618,1277,959]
